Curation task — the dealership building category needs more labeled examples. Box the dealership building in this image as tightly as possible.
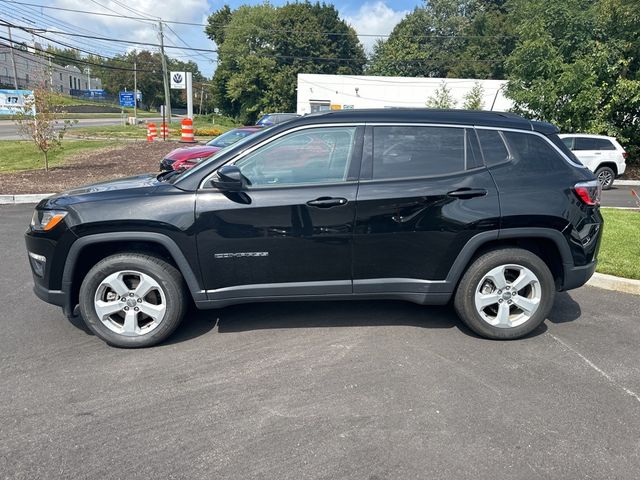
[296,74,512,115]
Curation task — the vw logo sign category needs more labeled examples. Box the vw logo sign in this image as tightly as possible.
[172,73,183,83]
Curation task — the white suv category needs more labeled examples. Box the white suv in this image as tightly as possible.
[559,134,627,189]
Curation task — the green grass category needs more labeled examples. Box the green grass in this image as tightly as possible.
[597,208,640,280]
[0,140,118,173]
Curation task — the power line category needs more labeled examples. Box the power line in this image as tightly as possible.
[0,0,519,40]
[2,1,134,57]
[0,38,156,72]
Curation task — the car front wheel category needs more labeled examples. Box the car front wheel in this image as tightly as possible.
[79,253,188,348]
[454,248,555,340]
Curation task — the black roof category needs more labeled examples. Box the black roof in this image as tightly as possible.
[290,109,558,134]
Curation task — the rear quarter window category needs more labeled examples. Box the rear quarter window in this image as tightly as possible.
[502,131,568,171]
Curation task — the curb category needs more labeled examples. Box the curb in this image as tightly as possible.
[587,272,640,296]
[0,194,55,205]
[616,180,640,186]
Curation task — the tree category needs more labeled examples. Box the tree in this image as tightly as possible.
[504,0,640,161]
[368,0,514,79]
[426,81,457,108]
[14,87,75,171]
[463,81,485,109]
[206,2,366,123]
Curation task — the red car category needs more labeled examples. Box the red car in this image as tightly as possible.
[159,126,261,171]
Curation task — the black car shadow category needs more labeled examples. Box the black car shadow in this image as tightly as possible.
[66,291,582,346]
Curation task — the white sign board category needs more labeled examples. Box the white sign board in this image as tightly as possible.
[0,89,34,115]
[170,71,186,89]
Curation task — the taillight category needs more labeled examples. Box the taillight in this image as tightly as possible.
[622,151,628,159]
[574,180,601,206]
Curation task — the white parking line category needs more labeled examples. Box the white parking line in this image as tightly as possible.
[549,333,640,404]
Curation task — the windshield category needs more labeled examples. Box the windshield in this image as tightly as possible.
[207,129,255,148]
[256,115,273,126]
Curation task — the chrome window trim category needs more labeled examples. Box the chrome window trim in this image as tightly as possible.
[474,125,585,168]
[199,123,365,189]
[199,121,584,189]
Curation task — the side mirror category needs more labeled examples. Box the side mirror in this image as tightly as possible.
[211,165,246,191]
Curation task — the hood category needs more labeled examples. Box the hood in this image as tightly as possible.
[165,145,220,161]
[40,173,163,208]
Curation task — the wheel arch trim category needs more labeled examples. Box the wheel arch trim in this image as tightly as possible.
[61,232,205,303]
[445,227,573,287]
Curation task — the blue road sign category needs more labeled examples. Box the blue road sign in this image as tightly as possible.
[119,91,135,108]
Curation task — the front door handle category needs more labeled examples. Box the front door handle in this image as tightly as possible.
[306,197,348,208]
[447,188,487,199]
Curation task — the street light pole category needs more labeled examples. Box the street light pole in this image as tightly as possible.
[133,60,137,123]
[158,21,172,123]
[7,26,19,89]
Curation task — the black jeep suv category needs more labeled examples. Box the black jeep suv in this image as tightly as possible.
[25,110,602,347]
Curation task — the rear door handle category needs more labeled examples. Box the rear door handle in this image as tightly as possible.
[447,188,487,199]
[306,197,348,208]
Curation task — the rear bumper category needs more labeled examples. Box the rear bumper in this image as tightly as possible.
[562,260,597,291]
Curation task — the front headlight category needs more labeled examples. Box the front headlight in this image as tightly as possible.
[30,210,68,231]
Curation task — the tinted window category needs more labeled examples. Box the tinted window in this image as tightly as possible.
[574,137,615,150]
[235,127,357,186]
[477,129,510,166]
[372,126,465,179]
[502,131,565,170]
[561,137,573,149]
[549,134,582,165]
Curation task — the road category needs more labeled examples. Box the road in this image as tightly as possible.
[602,184,640,208]
[0,117,161,141]
[2,203,640,479]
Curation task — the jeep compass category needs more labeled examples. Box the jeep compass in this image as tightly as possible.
[25,110,602,347]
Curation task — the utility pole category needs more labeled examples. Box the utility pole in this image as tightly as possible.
[198,83,204,115]
[86,66,91,90]
[158,21,172,123]
[133,60,137,123]
[7,26,19,89]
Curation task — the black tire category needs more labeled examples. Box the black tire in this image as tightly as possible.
[595,166,615,190]
[79,253,188,348]
[454,248,555,340]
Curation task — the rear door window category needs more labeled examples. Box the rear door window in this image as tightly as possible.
[476,129,510,166]
[371,126,466,179]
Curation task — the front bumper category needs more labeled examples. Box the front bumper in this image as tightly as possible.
[562,260,597,291]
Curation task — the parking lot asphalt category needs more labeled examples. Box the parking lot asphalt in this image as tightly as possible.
[602,184,640,208]
[2,203,640,479]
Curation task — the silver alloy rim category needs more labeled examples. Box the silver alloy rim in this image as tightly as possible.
[94,270,167,337]
[598,169,613,188]
[474,264,542,329]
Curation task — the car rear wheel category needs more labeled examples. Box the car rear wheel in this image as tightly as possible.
[454,248,555,339]
[595,166,615,190]
[79,253,188,348]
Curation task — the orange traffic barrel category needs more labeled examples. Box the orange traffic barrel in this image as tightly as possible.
[160,122,169,139]
[180,118,196,143]
[147,122,157,142]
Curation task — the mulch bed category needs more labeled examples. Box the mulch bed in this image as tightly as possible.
[621,164,640,181]
[0,141,195,194]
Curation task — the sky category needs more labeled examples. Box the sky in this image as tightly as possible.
[2,0,422,78]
